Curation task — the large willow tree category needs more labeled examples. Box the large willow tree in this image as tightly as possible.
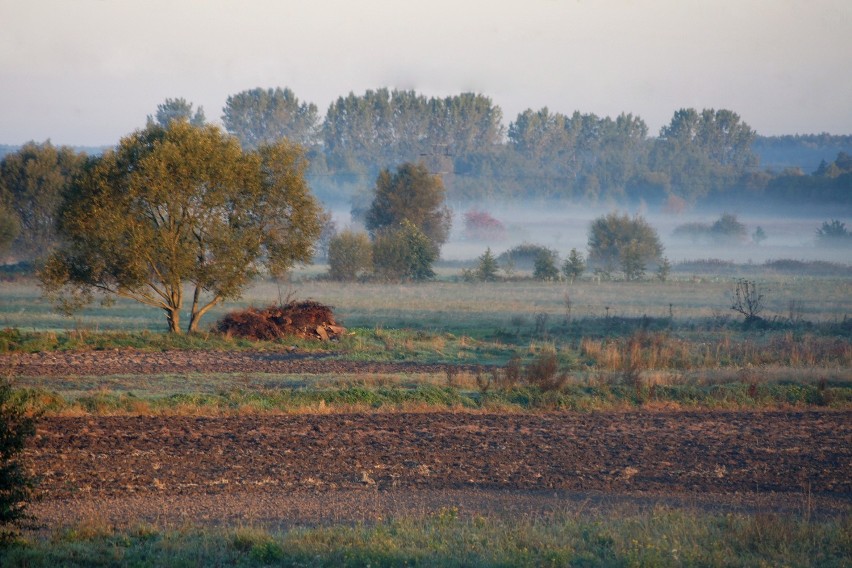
[40,121,321,333]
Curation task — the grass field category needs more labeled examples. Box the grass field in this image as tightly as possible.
[2,271,851,334]
[4,507,850,567]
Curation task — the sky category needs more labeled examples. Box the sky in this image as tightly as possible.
[1,0,851,146]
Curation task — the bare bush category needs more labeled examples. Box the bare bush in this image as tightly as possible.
[730,279,765,325]
[524,351,568,392]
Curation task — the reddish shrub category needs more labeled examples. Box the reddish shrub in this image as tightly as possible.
[463,210,507,241]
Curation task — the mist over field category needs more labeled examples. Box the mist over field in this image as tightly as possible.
[324,200,851,267]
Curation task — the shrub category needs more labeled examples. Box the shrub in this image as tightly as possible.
[672,222,712,242]
[0,379,37,540]
[524,351,568,391]
[372,220,437,281]
[327,229,373,281]
[816,220,850,246]
[561,248,586,283]
[674,213,747,244]
[496,243,554,272]
[730,279,765,326]
[474,247,500,281]
[533,249,560,281]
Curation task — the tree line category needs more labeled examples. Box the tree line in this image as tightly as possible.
[183,87,849,207]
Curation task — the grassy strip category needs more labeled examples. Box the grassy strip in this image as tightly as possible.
[3,327,852,371]
[12,382,851,416]
[3,508,849,567]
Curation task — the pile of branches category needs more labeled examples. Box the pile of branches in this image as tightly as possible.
[217,301,346,341]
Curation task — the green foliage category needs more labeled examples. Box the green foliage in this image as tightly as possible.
[371,220,437,281]
[496,243,554,272]
[0,204,20,259]
[619,240,647,281]
[532,249,560,281]
[588,213,663,275]
[327,230,373,281]
[147,97,205,127]
[673,213,747,243]
[651,108,757,201]
[365,162,451,252]
[465,247,501,282]
[0,379,37,539]
[561,248,586,283]
[711,213,747,241]
[222,87,319,148]
[322,89,503,180]
[39,121,321,334]
[656,256,672,281]
[507,109,650,200]
[0,141,85,258]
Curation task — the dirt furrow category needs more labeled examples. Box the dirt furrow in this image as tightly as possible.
[28,411,851,501]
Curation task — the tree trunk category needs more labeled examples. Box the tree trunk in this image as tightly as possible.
[165,307,182,334]
[187,287,221,334]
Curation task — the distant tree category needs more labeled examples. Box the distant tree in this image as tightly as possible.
[147,97,205,127]
[365,162,451,254]
[561,248,586,283]
[322,89,426,176]
[428,92,505,157]
[496,243,555,272]
[752,226,767,245]
[322,89,503,180]
[0,378,37,540]
[0,141,85,258]
[40,122,321,334]
[0,205,19,259]
[816,219,850,246]
[463,209,506,241]
[711,213,747,242]
[475,247,500,281]
[533,249,560,281]
[651,108,757,201]
[223,87,319,148]
[507,109,651,201]
[315,209,337,260]
[508,107,575,166]
[588,213,663,275]
[372,219,436,281]
[655,256,672,282]
[672,221,711,242]
[619,240,647,281]
[327,230,373,281]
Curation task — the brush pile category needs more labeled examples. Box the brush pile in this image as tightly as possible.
[216,301,346,341]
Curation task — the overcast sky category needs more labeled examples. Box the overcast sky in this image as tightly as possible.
[2,0,851,146]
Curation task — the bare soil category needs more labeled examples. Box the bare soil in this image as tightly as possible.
[3,348,461,377]
[26,410,852,528]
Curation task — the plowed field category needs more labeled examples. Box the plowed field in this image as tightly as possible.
[26,410,852,527]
